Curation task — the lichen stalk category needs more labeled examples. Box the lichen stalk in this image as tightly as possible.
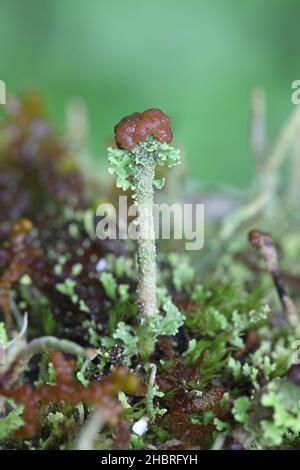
[108,110,183,357]
[133,148,157,318]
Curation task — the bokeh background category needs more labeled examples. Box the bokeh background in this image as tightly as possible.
[1,0,299,186]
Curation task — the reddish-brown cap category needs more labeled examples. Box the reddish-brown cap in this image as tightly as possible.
[248,229,272,249]
[114,108,173,150]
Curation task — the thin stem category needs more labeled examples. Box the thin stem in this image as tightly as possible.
[249,230,298,326]
[146,363,157,420]
[288,130,300,205]
[75,408,109,450]
[262,105,300,194]
[134,148,157,318]
[250,88,266,160]
[3,336,97,386]
[221,106,300,241]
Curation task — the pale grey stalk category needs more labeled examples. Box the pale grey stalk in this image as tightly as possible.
[134,149,157,318]
[76,408,109,450]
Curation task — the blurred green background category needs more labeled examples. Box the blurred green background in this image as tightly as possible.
[1,0,299,186]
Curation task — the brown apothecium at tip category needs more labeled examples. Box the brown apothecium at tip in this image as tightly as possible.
[114,108,173,150]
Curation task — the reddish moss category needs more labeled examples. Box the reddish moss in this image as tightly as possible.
[161,387,227,448]
[113,421,130,450]
[155,357,232,448]
[0,218,38,327]
[0,352,140,439]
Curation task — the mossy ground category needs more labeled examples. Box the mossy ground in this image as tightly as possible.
[1,94,300,450]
